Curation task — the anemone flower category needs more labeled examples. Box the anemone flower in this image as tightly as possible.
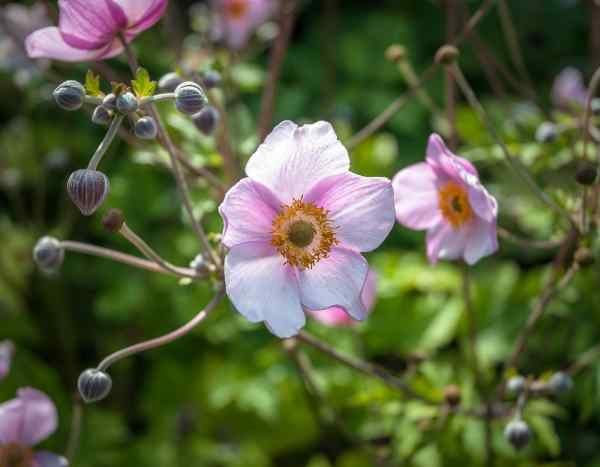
[212,0,272,50]
[25,0,167,62]
[393,134,498,265]
[0,388,67,467]
[0,341,14,381]
[219,121,395,338]
[552,67,587,110]
[309,269,377,327]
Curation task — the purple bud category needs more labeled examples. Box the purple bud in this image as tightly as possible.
[53,80,85,111]
[175,81,207,115]
[66,169,110,216]
[504,419,531,450]
[202,70,222,89]
[134,116,158,140]
[78,368,112,403]
[92,105,112,125]
[102,93,117,110]
[192,106,219,135]
[116,92,139,114]
[158,72,184,92]
[548,371,573,395]
[33,236,64,274]
[507,375,526,395]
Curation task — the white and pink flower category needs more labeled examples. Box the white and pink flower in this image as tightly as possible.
[220,121,395,337]
[211,0,273,50]
[392,134,498,265]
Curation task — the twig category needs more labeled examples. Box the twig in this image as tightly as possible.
[87,116,124,170]
[498,227,563,250]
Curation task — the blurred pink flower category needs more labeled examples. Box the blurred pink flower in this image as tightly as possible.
[220,121,395,337]
[25,0,167,62]
[211,0,273,49]
[309,269,377,327]
[0,341,14,381]
[0,388,67,467]
[552,67,587,110]
[393,134,498,265]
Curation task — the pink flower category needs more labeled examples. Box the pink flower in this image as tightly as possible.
[220,121,395,338]
[0,388,67,467]
[211,0,273,50]
[0,341,14,381]
[393,134,498,265]
[552,67,587,110]
[309,269,377,327]
[25,0,167,62]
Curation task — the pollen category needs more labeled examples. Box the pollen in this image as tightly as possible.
[225,0,249,19]
[438,182,473,228]
[271,199,338,269]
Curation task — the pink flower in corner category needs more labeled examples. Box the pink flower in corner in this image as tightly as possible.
[211,0,273,50]
[25,0,167,62]
[0,341,14,381]
[309,269,377,327]
[552,67,588,110]
[219,121,395,338]
[0,388,67,467]
[393,134,498,265]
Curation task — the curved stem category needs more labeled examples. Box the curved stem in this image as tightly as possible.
[84,96,103,106]
[97,289,224,371]
[139,93,176,106]
[65,400,82,462]
[87,115,124,170]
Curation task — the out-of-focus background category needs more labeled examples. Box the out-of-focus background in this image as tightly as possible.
[2,0,600,466]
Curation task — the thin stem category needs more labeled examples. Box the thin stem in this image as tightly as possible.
[139,93,176,106]
[497,227,563,250]
[87,116,124,170]
[581,64,600,162]
[397,57,442,116]
[207,89,241,184]
[462,264,483,391]
[97,289,224,371]
[84,96,103,105]
[60,240,200,278]
[568,342,600,376]
[65,399,82,462]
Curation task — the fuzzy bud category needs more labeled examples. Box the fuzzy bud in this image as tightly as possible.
[575,161,597,186]
[435,45,459,65]
[33,236,64,274]
[102,93,117,110]
[92,105,112,125]
[66,169,110,216]
[504,419,531,450]
[134,116,158,140]
[192,106,220,135]
[535,121,558,143]
[443,384,461,406]
[175,81,207,115]
[507,375,526,395]
[102,208,124,233]
[116,92,139,114]
[158,72,184,92]
[53,80,85,111]
[78,368,112,403]
[385,44,407,63]
[202,70,222,89]
[548,371,573,395]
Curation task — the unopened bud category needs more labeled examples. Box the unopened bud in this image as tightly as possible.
[507,375,526,395]
[102,93,117,110]
[548,371,573,395]
[134,116,158,140]
[192,106,220,135]
[435,45,459,65]
[535,121,558,143]
[575,161,597,186]
[158,72,184,92]
[504,419,531,450]
[202,70,222,89]
[175,81,207,115]
[66,169,110,216]
[33,236,64,274]
[92,105,112,125]
[189,253,206,272]
[53,80,85,111]
[385,44,407,63]
[78,368,112,403]
[443,384,461,406]
[102,208,124,233]
[116,92,138,114]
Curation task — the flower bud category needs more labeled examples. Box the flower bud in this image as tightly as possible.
[102,208,124,233]
[158,72,184,92]
[443,384,461,406]
[102,93,117,110]
[134,116,158,140]
[33,236,64,274]
[575,161,597,186]
[385,44,407,63]
[504,419,531,450]
[435,45,459,65]
[53,80,85,111]
[548,371,573,395]
[175,81,207,115]
[535,121,558,143]
[507,375,526,395]
[189,253,206,272]
[78,368,112,403]
[116,92,139,114]
[92,105,112,125]
[192,106,220,135]
[202,70,222,89]
[66,169,110,216]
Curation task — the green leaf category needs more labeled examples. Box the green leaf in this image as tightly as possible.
[528,415,561,457]
[131,67,157,98]
[84,70,102,96]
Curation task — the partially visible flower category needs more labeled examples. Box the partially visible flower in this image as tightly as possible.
[393,134,498,265]
[25,0,167,62]
[0,388,67,467]
[220,121,395,337]
[211,0,273,50]
[0,341,14,381]
[552,67,587,110]
[309,269,377,327]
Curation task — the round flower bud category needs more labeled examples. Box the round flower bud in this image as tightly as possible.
[507,375,526,395]
[33,236,64,274]
[443,384,461,406]
[192,106,220,135]
[78,368,112,403]
[175,81,207,115]
[116,92,139,114]
[102,208,124,233]
[53,80,85,111]
[158,72,184,92]
[190,253,206,272]
[575,161,597,186]
[134,116,158,140]
[66,169,110,216]
[535,122,558,143]
[385,44,407,63]
[504,419,531,450]
[92,105,112,126]
[548,371,573,395]
[435,45,460,65]
[202,70,222,89]
[102,93,117,110]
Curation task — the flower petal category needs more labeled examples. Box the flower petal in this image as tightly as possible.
[114,0,167,35]
[33,451,69,467]
[212,0,273,49]
[392,162,442,230]
[299,247,368,321]
[467,182,498,224]
[0,388,57,446]
[305,172,395,252]
[464,218,498,265]
[246,121,350,204]
[224,241,305,337]
[426,221,469,264]
[426,133,478,178]
[25,27,122,61]
[219,178,281,249]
